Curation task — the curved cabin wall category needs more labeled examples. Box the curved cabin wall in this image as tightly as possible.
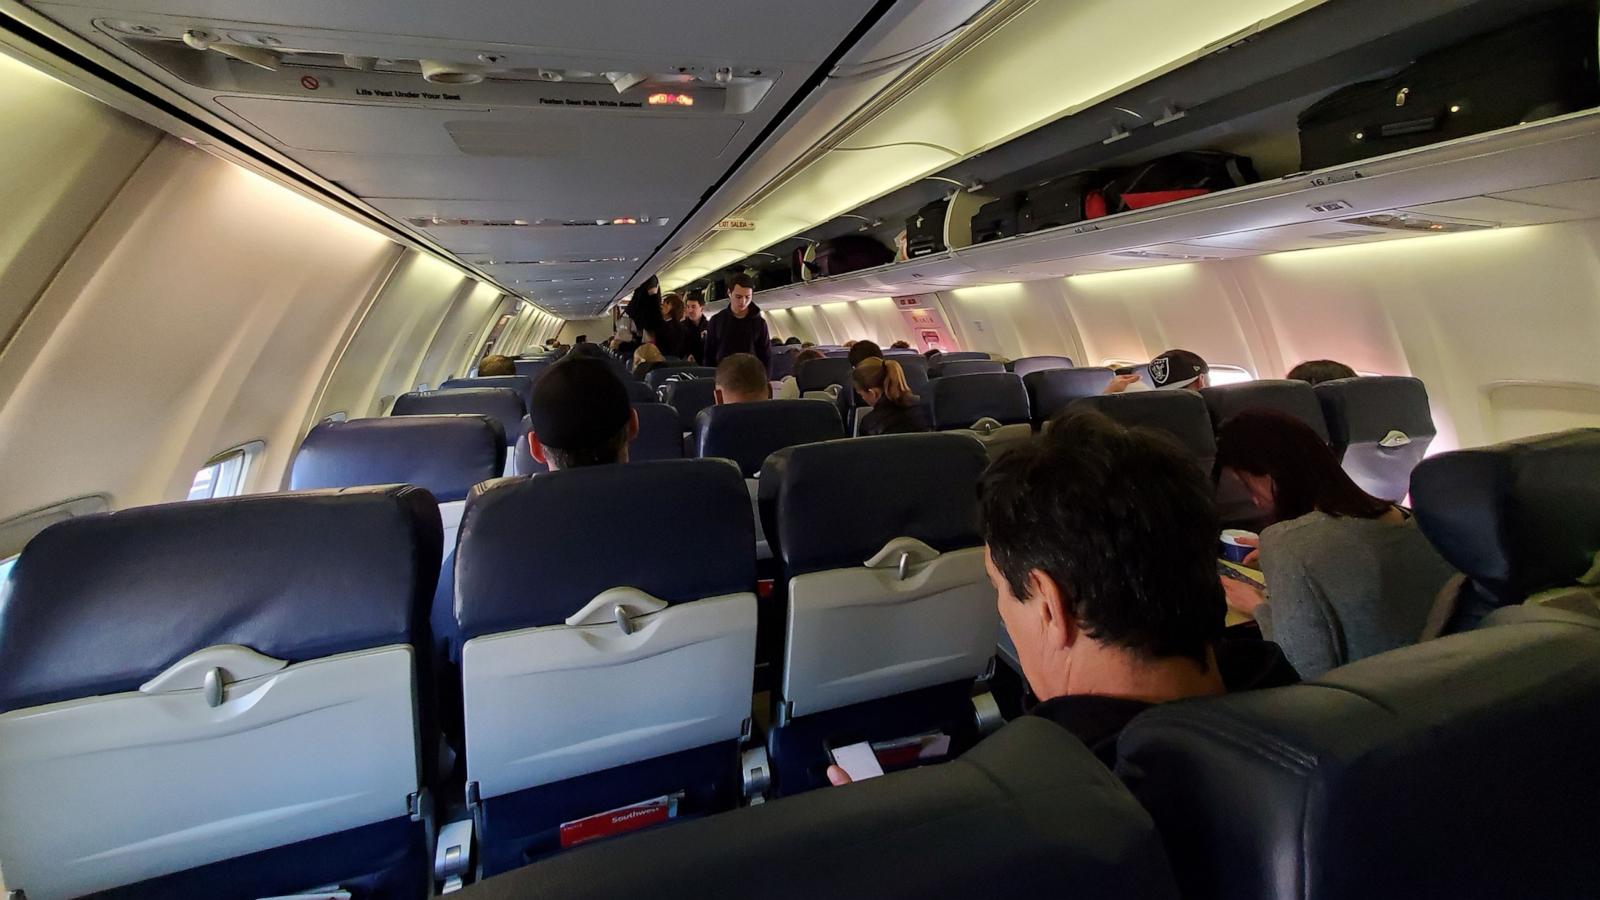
[0,56,552,529]
[770,219,1600,451]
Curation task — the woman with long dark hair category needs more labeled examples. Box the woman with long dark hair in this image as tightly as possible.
[654,292,694,361]
[852,358,930,435]
[1214,410,1456,676]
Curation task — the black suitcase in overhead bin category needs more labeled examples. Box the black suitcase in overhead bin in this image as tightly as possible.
[810,234,894,277]
[1298,7,1600,170]
[1019,171,1113,233]
[1100,152,1257,215]
[905,198,949,258]
[751,258,793,290]
[971,193,1026,243]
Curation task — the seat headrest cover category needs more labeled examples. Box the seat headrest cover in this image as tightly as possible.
[630,402,686,462]
[1025,368,1116,420]
[1314,376,1436,448]
[512,358,553,379]
[624,379,657,404]
[1117,614,1600,900]
[440,375,534,411]
[695,400,845,476]
[1411,428,1600,603]
[0,486,442,714]
[760,433,989,576]
[930,373,1030,429]
[938,359,1007,377]
[291,415,506,501]
[458,717,1179,900]
[1010,355,1074,377]
[1201,379,1329,442]
[936,351,992,362]
[795,357,854,393]
[393,387,525,446]
[660,378,719,432]
[455,460,754,638]
[1067,392,1216,460]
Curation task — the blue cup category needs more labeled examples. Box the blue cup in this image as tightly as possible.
[1220,529,1258,564]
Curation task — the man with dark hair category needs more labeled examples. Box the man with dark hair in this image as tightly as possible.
[714,353,771,405]
[477,354,515,377]
[703,273,770,368]
[846,340,883,367]
[684,291,710,363]
[827,411,1296,783]
[1286,359,1358,385]
[526,357,639,471]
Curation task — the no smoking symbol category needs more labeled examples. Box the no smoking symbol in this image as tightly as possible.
[300,75,320,90]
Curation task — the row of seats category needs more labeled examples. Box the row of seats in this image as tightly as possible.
[3,404,1595,895]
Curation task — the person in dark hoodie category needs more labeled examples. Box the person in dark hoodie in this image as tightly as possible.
[703,273,770,368]
[624,275,664,346]
[827,410,1299,783]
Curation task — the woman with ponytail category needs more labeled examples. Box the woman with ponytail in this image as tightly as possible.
[853,357,931,435]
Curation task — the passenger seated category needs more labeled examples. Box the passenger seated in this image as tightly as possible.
[852,358,930,435]
[847,339,883,367]
[631,343,667,381]
[1213,410,1457,677]
[890,340,912,350]
[526,357,639,471]
[1106,349,1208,394]
[477,353,515,377]
[1287,358,1357,384]
[831,411,1296,784]
[714,352,771,404]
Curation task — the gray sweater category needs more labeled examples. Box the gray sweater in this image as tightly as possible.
[1257,511,1458,678]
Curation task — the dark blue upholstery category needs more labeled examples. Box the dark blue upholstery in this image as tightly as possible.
[891,355,931,393]
[513,358,553,380]
[929,372,1030,430]
[770,347,801,380]
[624,379,656,404]
[822,349,851,358]
[393,387,524,447]
[936,359,1006,378]
[1068,392,1216,471]
[795,357,853,394]
[631,402,686,462]
[291,415,505,502]
[659,378,718,432]
[646,365,715,390]
[934,351,991,363]
[758,433,989,577]
[454,461,754,639]
[0,486,442,714]
[1411,429,1600,609]
[694,400,845,476]
[441,375,534,414]
[1118,607,1600,900]
[512,415,544,476]
[1025,367,1115,424]
[1315,376,1437,503]
[1201,379,1329,442]
[1009,355,1073,376]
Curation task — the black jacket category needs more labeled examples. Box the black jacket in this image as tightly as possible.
[683,315,709,364]
[1028,640,1300,768]
[704,304,771,367]
[625,283,663,341]
[655,318,695,361]
[859,399,932,436]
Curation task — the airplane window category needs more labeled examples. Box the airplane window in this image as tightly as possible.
[1207,365,1255,386]
[322,411,349,424]
[186,442,263,501]
[0,555,15,583]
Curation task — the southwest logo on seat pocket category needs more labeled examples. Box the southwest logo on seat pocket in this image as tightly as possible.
[1379,430,1412,448]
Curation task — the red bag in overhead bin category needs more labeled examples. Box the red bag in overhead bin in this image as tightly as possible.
[1101,151,1258,214]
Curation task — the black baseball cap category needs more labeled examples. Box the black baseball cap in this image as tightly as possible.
[528,357,631,449]
[1149,349,1209,389]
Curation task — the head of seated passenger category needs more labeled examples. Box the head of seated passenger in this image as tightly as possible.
[843,340,857,349]
[1105,349,1209,394]
[890,340,911,350]
[852,358,929,436]
[526,357,639,471]
[785,336,802,346]
[800,341,815,349]
[632,342,666,378]
[1286,358,1358,385]
[979,410,1297,764]
[714,353,770,405]
[847,339,883,367]
[477,354,515,377]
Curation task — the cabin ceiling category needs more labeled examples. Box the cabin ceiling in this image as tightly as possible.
[22,0,891,318]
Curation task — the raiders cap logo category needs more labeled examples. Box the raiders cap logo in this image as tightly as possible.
[1150,357,1171,385]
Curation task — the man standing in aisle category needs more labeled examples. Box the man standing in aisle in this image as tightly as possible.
[703,274,771,369]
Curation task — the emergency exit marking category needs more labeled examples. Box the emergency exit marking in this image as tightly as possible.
[714,218,756,231]
[300,75,320,90]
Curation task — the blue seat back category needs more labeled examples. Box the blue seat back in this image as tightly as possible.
[646,365,716,390]
[795,357,853,394]
[1201,379,1329,442]
[393,387,524,447]
[624,379,657,403]
[632,402,687,462]
[930,373,1030,430]
[1315,376,1437,502]
[1069,391,1216,474]
[660,378,719,432]
[1025,368,1115,424]
[1009,355,1074,377]
[694,400,846,477]
[937,359,1007,378]
[290,415,504,502]
[441,375,534,414]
